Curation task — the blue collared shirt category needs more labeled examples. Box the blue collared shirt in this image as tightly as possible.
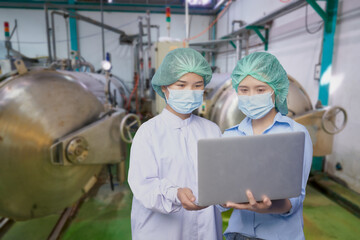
[218,112,313,240]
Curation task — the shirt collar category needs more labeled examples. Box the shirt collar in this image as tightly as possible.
[272,112,293,128]
[227,112,292,135]
[160,108,193,129]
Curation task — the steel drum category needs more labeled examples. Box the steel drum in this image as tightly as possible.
[0,68,119,220]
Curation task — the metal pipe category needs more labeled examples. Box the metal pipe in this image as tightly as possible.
[80,61,95,73]
[235,36,241,60]
[185,0,189,40]
[0,2,219,15]
[45,5,53,63]
[51,11,57,60]
[146,12,151,52]
[100,0,105,60]
[137,17,144,99]
[47,3,128,36]
[223,0,307,39]
[245,31,250,56]
[9,20,17,40]
[146,11,152,87]
[232,20,245,33]
[65,16,70,61]
[143,24,160,42]
[51,11,70,61]
[189,37,244,46]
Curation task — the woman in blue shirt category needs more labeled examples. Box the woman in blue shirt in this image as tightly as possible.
[218,52,313,240]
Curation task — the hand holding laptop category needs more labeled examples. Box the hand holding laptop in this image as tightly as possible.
[177,187,207,211]
[223,190,272,213]
[222,189,292,214]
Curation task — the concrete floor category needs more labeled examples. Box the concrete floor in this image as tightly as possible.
[3,184,360,240]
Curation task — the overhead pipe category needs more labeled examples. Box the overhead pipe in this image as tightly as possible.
[222,0,308,39]
[46,3,130,36]
[0,2,219,15]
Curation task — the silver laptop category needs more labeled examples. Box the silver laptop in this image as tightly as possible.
[197,132,305,206]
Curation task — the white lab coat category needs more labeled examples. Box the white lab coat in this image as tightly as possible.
[128,109,223,240]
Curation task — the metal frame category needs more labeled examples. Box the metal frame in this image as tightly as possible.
[0,0,223,15]
[306,0,338,106]
[44,3,136,63]
[245,26,269,51]
[68,0,78,55]
[190,0,308,53]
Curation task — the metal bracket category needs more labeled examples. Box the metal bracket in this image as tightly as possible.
[306,0,337,33]
[306,0,328,22]
[50,110,126,166]
[245,25,269,51]
[13,59,28,75]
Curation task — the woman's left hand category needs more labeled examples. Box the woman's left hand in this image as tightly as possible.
[223,190,272,213]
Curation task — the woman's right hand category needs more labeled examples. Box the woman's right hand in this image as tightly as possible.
[177,188,207,211]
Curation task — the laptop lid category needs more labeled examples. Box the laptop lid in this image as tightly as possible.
[197,132,305,206]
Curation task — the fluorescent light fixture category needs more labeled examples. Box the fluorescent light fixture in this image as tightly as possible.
[213,0,225,10]
[187,0,212,6]
[108,0,113,3]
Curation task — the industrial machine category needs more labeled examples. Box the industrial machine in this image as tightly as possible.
[200,73,347,156]
[0,60,140,221]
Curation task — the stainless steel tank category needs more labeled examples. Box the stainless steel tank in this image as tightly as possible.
[0,64,139,220]
[200,73,346,156]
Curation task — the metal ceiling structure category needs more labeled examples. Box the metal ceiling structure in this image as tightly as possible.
[0,0,226,15]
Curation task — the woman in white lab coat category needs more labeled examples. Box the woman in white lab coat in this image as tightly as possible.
[128,48,223,240]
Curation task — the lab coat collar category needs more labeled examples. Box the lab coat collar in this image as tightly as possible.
[160,108,193,129]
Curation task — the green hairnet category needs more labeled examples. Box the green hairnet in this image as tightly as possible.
[231,52,289,115]
[151,48,212,99]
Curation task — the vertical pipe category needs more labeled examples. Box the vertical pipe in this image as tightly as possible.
[225,8,229,72]
[146,10,152,94]
[185,0,189,41]
[51,12,57,61]
[100,0,105,60]
[235,36,241,60]
[318,0,338,106]
[44,5,53,63]
[156,25,160,42]
[68,0,78,54]
[15,20,21,53]
[245,30,250,56]
[138,17,144,99]
[65,17,70,61]
[212,16,216,67]
[146,11,151,53]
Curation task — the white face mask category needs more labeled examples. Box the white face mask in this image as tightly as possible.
[237,91,275,119]
[166,88,204,114]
